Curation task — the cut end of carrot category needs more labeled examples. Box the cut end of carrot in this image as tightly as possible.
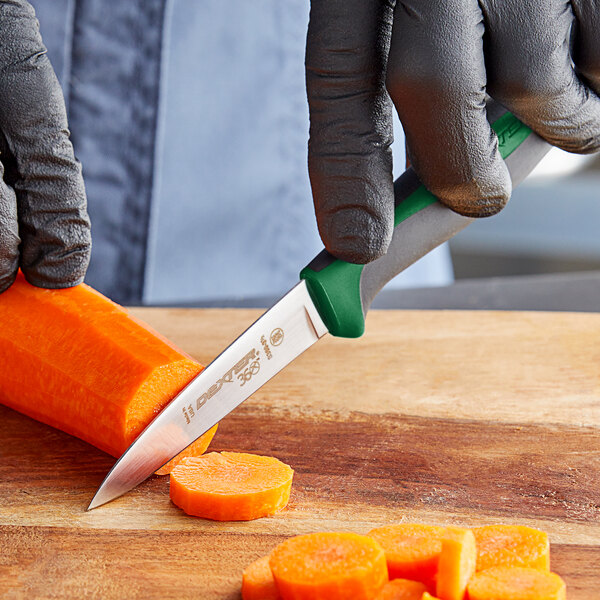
[125,360,203,449]
[375,578,427,600]
[467,566,566,600]
[242,555,280,600]
[473,525,550,572]
[368,523,445,586]
[269,532,388,600]
[155,424,218,475]
[435,527,476,600]
[169,452,294,520]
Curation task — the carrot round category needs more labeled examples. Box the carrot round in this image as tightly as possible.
[473,525,550,572]
[0,272,213,461]
[169,452,294,520]
[467,566,566,600]
[242,555,280,600]
[375,579,427,600]
[269,532,388,600]
[368,523,446,587]
[435,527,476,600]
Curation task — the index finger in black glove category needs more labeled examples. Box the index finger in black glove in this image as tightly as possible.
[0,0,91,292]
[306,0,396,264]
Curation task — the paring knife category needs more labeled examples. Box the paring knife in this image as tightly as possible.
[88,103,551,510]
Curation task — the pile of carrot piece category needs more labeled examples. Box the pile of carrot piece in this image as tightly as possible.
[242,523,566,600]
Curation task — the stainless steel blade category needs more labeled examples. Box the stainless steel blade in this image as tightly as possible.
[88,281,328,510]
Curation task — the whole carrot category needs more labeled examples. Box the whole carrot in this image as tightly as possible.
[0,272,215,466]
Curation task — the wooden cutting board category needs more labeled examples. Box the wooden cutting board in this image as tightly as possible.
[1,308,599,599]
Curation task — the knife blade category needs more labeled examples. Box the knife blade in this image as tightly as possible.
[88,104,551,510]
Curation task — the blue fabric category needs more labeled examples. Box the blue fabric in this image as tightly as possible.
[144,1,322,303]
[30,0,453,305]
[67,0,166,303]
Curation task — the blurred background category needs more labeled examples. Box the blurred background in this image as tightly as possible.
[28,0,600,310]
[449,152,600,279]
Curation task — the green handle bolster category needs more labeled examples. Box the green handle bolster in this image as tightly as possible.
[300,112,533,338]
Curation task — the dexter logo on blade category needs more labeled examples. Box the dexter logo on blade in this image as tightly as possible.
[261,328,283,359]
[181,328,284,425]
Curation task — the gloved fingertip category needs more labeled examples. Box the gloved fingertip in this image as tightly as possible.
[430,159,512,219]
[20,240,91,290]
[321,206,393,264]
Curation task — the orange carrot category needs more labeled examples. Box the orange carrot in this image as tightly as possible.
[169,452,294,520]
[435,527,476,600]
[368,523,446,588]
[473,525,550,572]
[375,579,427,600]
[467,566,566,600]
[269,532,388,600]
[0,272,214,463]
[421,594,441,600]
[242,555,280,600]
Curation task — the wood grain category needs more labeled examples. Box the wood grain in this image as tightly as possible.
[1,308,599,598]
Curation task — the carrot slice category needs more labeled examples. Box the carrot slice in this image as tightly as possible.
[375,579,427,600]
[435,527,476,600]
[169,452,294,520]
[473,525,550,572]
[421,594,441,600]
[368,523,446,587]
[242,555,280,600]
[269,532,388,600]
[0,273,213,462]
[467,566,566,600]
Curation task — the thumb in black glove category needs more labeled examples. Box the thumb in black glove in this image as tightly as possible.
[0,0,91,293]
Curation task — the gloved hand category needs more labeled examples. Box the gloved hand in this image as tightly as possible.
[0,0,91,293]
[306,0,600,264]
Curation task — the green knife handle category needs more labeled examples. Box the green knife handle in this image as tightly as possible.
[300,104,551,338]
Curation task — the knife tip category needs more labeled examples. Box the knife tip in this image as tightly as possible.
[86,490,114,511]
[86,497,101,511]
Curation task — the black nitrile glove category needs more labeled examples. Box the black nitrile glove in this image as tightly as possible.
[306,0,600,264]
[0,0,91,293]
